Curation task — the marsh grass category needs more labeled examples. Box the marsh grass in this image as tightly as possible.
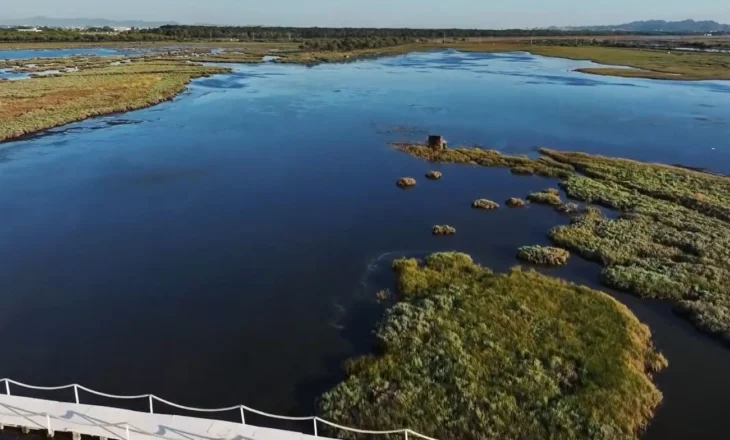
[0,60,228,142]
[506,197,526,207]
[319,252,666,440]
[527,190,563,206]
[396,177,416,188]
[517,245,571,265]
[432,225,456,236]
[471,199,499,210]
[395,143,730,340]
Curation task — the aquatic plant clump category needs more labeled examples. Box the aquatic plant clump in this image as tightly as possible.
[556,202,580,214]
[396,177,416,188]
[319,252,666,440]
[471,199,500,210]
[425,170,442,180]
[506,197,526,207]
[517,245,571,266]
[527,190,563,206]
[432,225,456,236]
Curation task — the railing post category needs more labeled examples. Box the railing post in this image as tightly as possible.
[73,385,80,404]
[239,406,246,425]
[46,414,53,437]
[313,418,318,437]
[126,425,130,440]
[149,395,154,414]
[405,430,409,440]
[4,380,9,396]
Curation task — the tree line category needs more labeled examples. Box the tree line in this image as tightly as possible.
[300,37,414,51]
[0,25,725,44]
[141,25,668,40]
[0,28,167,42]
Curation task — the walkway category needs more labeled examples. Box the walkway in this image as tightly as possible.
[0,393,330,440]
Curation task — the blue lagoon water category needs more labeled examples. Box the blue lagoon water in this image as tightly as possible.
[1,51,730,438]
[0,47,146,60]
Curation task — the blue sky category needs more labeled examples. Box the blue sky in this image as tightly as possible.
[5,0,729,28]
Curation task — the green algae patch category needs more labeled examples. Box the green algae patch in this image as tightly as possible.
[319,252,666,440]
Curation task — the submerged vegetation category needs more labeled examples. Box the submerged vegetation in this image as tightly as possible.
[320,253,666,439]
[396,142,730,341]
[518,245,571,266]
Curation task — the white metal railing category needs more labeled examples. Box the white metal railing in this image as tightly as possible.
[1,378,437,440]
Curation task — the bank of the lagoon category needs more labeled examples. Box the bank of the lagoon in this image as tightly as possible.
[1,51,730,439]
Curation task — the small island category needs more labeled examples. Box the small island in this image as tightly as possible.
[425,171,442,180]
[471,199,500,210]
[506,197,526,208]
[396,177,416,188]
[432,225,456,236]
[517,245,571,265]
[527,189,563,206]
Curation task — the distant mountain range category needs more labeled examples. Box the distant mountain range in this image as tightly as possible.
[565,19,730,32]
[0,16,177,28]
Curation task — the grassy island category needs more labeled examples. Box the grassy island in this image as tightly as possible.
[0,60,228,142]
[518,245,571,266]
[319,252,666,440]
[394,143,730,341]
[471,199,500,210]
[506,197,527,207]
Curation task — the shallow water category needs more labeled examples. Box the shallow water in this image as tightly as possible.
[1,50,730,438]
[0,47,145,61]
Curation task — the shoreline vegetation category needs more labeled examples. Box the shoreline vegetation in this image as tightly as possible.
[0,58,229,143]
[319,252,666,439]
[393,141,730,342]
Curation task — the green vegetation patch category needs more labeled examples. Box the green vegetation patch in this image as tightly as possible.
[319,253,666,439]
[528,189,563,206]
[395,144,730,340]
[391,142,574,178]
[518,245,571,266]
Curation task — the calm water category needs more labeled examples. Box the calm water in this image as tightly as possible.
[1,50,730,439]
[0,47,145,61]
